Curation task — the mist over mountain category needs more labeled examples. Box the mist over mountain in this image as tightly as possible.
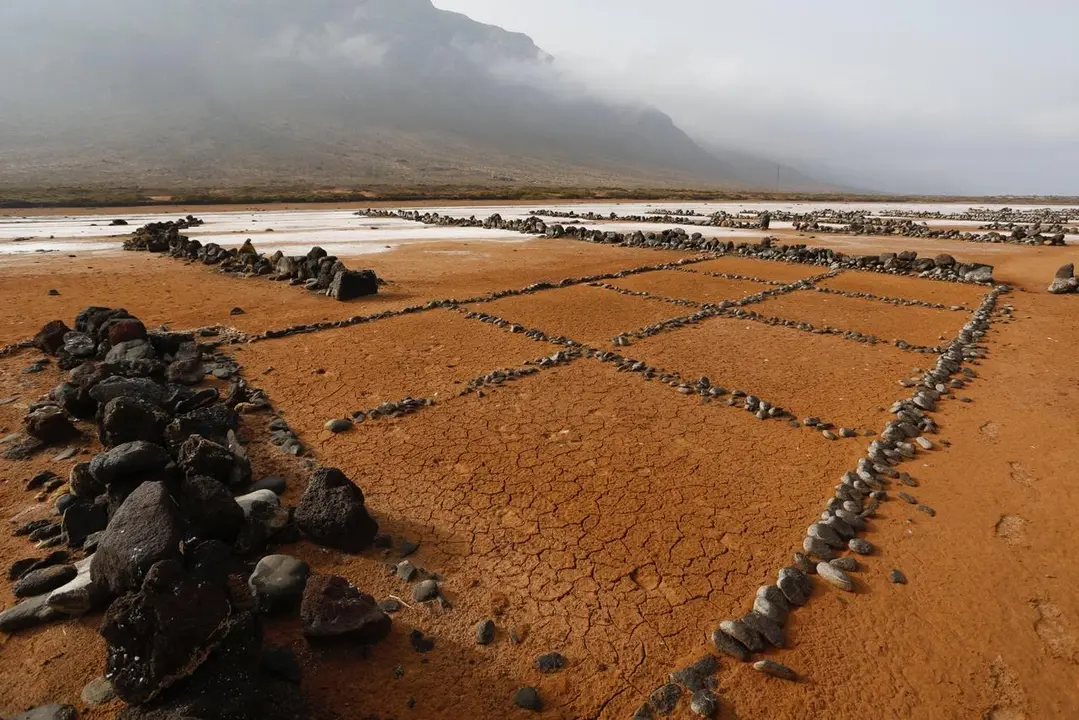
[0,0,829,191]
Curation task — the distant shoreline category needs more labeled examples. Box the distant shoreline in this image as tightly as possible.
[2,186,1078,216]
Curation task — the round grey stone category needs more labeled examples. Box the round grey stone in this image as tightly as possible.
[720,619,764,652]
[412,579,439,602]
[830,557,859,572]
[81,676,117,705]
[475,618,495,645]
[803,535,835,561]
[514,687,542,712]
[249,555,310,612]
[742,611,784,648]
[690,689,719,717]
[849,538,875,555]
[777,567,812,606]
[753,659,798,681]
[816,562,854,592]
[711,627,750,662]
[808,523,845,549]
[324,418,353,433]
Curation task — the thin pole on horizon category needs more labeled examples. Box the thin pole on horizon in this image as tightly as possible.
[776,164,780,193]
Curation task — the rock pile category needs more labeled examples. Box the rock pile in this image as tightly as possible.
[2,309,387,718]
[123,220,381,301]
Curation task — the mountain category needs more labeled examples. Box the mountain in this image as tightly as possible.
[0,0,828,190]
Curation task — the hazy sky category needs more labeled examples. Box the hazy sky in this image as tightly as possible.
[436,0,1079,194]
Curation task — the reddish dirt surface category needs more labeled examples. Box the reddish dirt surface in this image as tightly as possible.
[605,269,774,304]
[751,289,966,347]
[463,284,692,347]
[2,230,1079,719]
[817,272,988,307]
[690,257,828,283]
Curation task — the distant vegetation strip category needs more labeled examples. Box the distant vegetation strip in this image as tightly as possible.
[2,185,1078,210]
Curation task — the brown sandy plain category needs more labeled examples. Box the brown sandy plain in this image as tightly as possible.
[2,216,1079,720]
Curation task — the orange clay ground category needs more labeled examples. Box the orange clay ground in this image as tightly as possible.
[2,224,1079,720]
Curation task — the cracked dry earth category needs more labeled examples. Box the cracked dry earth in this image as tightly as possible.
[2,229,1079,719]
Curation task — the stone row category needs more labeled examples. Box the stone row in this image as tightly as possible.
[672,267,787,286]
[810,285,966,312]
[643,284,1005,718]
[791,217,1068,246]
[360,209,996,285]
[122,218,381,301]
[245,257,713,346]
[716,306,946,355]
[589,282,705,309]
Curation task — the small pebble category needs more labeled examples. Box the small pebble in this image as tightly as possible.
[918,504,937,517]
[849,538,875,555]
[649,683,682,715]
[412,579,439,602]
[830,557,859,572]
[899,492,918,505]
[81,676,116,705]
[890,569,908,584]
[822,430,838,440]
[475,618,495,645]
[534,652,566,673]
[514,687,542,712]
[915,437,934,450]
[324,418,352,433]
[753,659,798,681]
[230,307,245,316]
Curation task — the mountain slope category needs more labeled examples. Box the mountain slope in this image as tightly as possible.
[0,0,826,190]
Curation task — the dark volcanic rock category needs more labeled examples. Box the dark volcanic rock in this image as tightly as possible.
[294,467,378,552]
[24,406,79,445]
[33,320,72,355]
[106,318,148,346]
[180,475,245,542]
[13,564,78,597]
[165,404,238,449]
[62,497,109,547]
[53,381,98,419]
[100,396,170,447]
[91,482,184,595]
[178,434,236,485]
[89,376,167,407]
[249,555,310,613]
[69,462,104,499]
[89,440,171,486]
[327,269,379,301]
[300,574,391,644]
[101,560,232,705]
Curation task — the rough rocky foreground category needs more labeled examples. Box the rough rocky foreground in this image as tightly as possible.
[1,215,1078,719]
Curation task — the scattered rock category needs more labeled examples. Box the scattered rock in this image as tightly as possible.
[753,659,799,681]
[412,579,439,602]
[514,687,542,712]
[300,574,391,644]
[294,467,378,552]
[25,406,79,445]
[324,418,352,433]
[849,538,875,555]
[890,569,908,584]
[81,676,117,705]
[475,618,496,645]
[534,652,566,673]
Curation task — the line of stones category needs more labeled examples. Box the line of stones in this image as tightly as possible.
[632,285,1006,718]
[671,267,787,286]
[809,285,966,312]
[614,271,837,345]
[328,349,586,429]
[245,257,712,345]
[361,209,997,285]
[449,307,862,434]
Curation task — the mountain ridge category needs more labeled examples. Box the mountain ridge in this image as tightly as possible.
[0,0,831,191]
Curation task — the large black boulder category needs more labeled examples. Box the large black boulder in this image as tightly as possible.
[101,560,232,705]
[294,467,378,552]
[100,396,171,447]
[300,574,390,644]
[24,406,79,445]
[90,440,171,487]
[177,435,234,484]
[91,482,184,595]
[327,269,379,301]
